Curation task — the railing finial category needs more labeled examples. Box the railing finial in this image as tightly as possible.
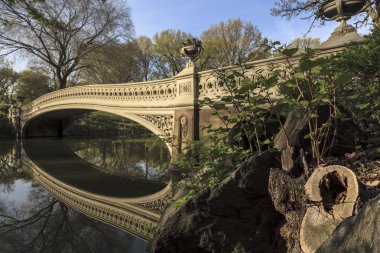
[180,38,203,68]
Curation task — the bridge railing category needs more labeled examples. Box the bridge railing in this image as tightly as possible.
[197,46,342,101]
[23,78,178,113]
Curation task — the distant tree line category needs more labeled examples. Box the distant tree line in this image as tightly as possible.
[0,0,325,105]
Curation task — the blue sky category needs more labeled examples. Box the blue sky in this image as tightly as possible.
[11,0,370,71]
[127,0,369,43]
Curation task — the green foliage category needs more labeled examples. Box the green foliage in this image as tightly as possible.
[174,28,380,205]
[0,103,10,117]
[0,65,18,104]
[277,47,340,164]
[0,104,14,136]
[82,42,143,84]
[152,29,193,77]
[200,18,268,69]
[289,37,321,52]
[14,70,53,103]
[65,111,152,137]
[331,27,380,135]
[174,65,287,203]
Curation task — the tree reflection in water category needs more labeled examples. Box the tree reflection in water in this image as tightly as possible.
[0,141,147,253]
[0,184,144,253]
[0,141,27,194]
[68,137,170,181]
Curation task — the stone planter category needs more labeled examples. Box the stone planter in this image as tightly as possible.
[180,39,202,66]
[322,0,367,21]
[182,45,198,57]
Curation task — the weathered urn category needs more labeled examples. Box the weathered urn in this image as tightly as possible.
[181,45,198,57]
[180,38,202,66]
[319,0,366,48]
[322,0,367,21]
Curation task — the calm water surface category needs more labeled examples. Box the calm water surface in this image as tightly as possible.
[0,137,170,253]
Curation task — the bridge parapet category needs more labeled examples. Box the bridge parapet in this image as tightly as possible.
[198,58,283,100]
[197,47,342,100]
[23,78,178,113]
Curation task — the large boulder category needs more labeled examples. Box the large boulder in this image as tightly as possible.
[150,150,286,253]
[317,193,380,253]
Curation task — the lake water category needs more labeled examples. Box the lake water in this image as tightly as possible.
[0,137,170,253]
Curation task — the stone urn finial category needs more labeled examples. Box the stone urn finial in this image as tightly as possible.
[321,0,367,22]
[180,38,202,67]
[319,0,367,48]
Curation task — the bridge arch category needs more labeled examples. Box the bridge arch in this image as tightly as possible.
[21,104,174,153]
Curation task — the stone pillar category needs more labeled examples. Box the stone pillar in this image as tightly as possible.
[172,65,199,155]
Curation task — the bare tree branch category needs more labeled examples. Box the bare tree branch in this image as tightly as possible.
[0,0,133,89]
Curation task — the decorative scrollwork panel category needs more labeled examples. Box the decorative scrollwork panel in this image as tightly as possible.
[138,115,174,136]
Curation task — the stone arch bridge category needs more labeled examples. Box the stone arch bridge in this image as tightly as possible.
[9,46,341,155]
[7,39,353,240]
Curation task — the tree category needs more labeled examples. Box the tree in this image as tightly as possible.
[152,29,193,78]
[290,37,320,49]
[0,63,18,103]
[14,70,53,102]
[0,0,133,89]
[135,36,155,81]
[81,41,142,84]
[272,0,380,27]
[200,18,267,68]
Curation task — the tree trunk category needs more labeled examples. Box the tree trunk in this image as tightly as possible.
[300,165,359,253]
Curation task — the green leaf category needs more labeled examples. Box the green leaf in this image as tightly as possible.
[311,65,322,74]
[299,58,312,72]
[262,139,271,145]
[270,103,290,115]
[213,103,226,110]
[356,103,369,109]
[282,48,298,57]
[335,73,354,86]
[241,78,253,85]
[221,96,233,102]
[294,72,305,79]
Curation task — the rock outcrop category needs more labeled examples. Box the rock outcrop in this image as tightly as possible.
[150,150,287,253]
[317,193,380,253]
[151,107,372,253]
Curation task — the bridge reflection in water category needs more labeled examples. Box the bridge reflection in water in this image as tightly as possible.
[20,138,172,241]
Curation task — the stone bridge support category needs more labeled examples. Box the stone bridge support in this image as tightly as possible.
[171,66,199,156]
